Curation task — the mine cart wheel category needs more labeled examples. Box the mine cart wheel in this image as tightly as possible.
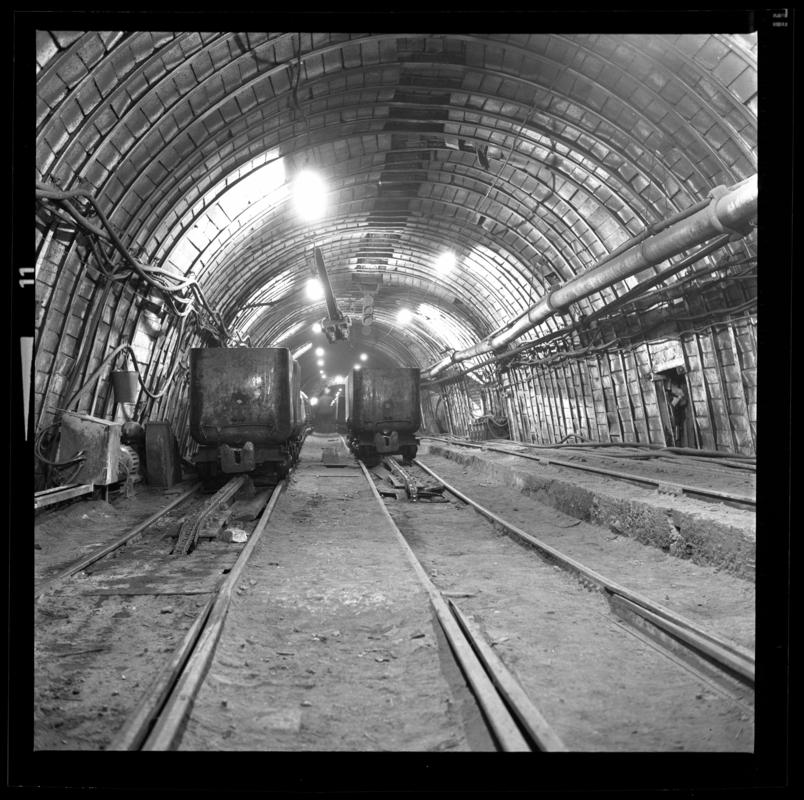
[252,465,278,487]
[358,445,381,467]
[197,461,225,492]
[400,446,417,465]
[274,457,293,479]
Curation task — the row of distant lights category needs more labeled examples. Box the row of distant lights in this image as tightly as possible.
[309,384,343,407]
[314,346,368,383]
[295,170,457,329]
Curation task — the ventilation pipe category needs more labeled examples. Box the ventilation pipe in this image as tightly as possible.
[423,175,757,380]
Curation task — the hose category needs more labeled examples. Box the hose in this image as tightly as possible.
[35,182,236,344]
[63,315,187,415]
[34,423,85,466]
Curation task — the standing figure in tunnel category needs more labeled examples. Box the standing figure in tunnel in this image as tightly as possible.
[667,376,689,447]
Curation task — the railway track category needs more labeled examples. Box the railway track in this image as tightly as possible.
[406,457,753,689]
[35,483,201,600]
[375,456,754,749]
[421,435,755,509]
[102,440,565,751]
[88,436,752,752]
[33,478,281,750]
[108,481,287,750]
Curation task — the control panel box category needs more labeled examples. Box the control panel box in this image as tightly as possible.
[55,412,122,486]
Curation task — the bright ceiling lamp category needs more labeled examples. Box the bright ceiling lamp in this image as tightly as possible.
[315,346,325,357]
[312,322,322,333]
[359,353,368,361]
[435,250,456,274]
[309,397,319,406]
[353,364,361,370]
[317,359,324,367]
[292,170,327,221]
[306,278,324,300]
[397,307,413,325]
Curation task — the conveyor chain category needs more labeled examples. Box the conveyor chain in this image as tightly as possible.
[172,476,245,555]
[382,457,445,501]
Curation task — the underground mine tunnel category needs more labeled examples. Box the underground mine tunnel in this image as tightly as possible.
[16,16,792,785]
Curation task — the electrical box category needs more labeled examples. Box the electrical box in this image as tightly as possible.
[55,412,122,486]
[648,339,686,374]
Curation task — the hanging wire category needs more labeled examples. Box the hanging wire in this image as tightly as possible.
[35,182,250,347]
[34,422,85,467]
[290,32,313,145]
[476,97,540,222]
[62,314,189,414]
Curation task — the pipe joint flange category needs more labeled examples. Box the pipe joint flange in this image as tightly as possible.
[544,289,567,314]
[707,186,752,238]
[707,185,729,201]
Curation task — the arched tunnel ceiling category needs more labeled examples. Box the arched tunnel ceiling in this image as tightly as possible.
[36,29,758,387]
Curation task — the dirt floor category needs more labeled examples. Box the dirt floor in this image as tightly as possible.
[422,440,756,582]
[178,436,492,751]
[414,449,756,651]
[34,482,244,750]
[32,433,755,753]
[382,469,753,751]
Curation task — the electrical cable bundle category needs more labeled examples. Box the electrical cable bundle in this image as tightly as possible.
[35,181,250,347]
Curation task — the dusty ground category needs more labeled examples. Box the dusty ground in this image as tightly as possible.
[383,467,753,751]
[415,449,756,651]
[422,440,756,582]
[178,435,492,751]
[34,481,246,750]
[477,439,756,497]
[32,433,755,753]
[179,435,753,752]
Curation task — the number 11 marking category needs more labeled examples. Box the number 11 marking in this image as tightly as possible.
[21,337,32,440]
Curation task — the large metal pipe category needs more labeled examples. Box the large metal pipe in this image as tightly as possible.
[423,175,757,379]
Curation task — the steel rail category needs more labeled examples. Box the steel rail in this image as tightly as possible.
[661,453,756,472]
[359,460,563,752]
[421,436,755,508]
[413,457,755,689]
[105,593,216,751]
[138,478,287,750]
[35,483,201,600]
[425,434,756,462]
[477,436,757,473]
[448,600,568,752]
